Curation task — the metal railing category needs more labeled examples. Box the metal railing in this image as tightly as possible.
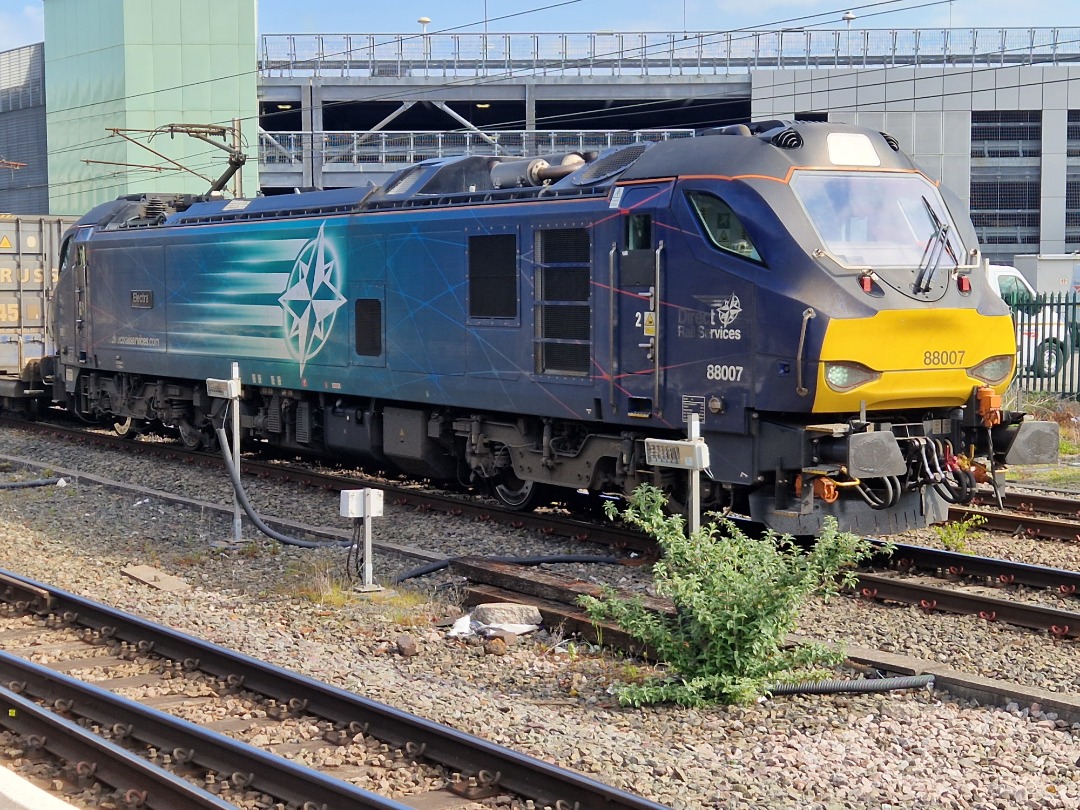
[1009,292,1080,398]
[258,129,695,167]
[260,28,1080,78]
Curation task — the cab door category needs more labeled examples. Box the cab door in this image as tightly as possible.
[609,182,674,419]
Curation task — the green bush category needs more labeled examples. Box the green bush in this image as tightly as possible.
[580,485,884,706]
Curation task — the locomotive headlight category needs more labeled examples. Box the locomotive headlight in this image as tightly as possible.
[969,354,1014,385]
[824,361,881,392]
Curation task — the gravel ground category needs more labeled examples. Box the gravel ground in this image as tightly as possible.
[1,427,1079,809]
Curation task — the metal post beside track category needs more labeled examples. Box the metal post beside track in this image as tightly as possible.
[206,363,243,544]
[643,413,710,534]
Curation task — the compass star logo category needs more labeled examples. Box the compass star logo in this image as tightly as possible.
[694,293,742,327]
[279,224,346,374]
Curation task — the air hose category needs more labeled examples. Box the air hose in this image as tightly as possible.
[214,426,349,549]
[768,674,935,695]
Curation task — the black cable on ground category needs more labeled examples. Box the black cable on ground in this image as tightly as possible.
[768,674,935,695]
[0,478,64,489]
[215,427,350,549]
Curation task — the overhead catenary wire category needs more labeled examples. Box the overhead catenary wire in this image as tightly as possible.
[21,0,977,191]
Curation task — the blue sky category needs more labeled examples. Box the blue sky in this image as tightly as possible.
[0,0,1075,52]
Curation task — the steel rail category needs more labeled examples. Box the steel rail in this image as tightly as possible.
[0,683,237,810]
[0,568,671,810]
[0,652,414,810]
[870,542,1080,595]
[971,488,1080,518]
[948,504,1080,542]
[854,572,1079,638]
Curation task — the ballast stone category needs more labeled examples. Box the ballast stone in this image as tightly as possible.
[471,602,543,627]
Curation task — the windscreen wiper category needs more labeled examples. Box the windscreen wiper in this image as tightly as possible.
[913,195,959,294]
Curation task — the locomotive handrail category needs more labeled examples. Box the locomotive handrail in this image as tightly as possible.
[609,242,617,414]
[654,240,664,417]
[796,307,816,397]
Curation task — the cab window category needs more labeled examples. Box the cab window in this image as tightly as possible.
[687,192,762,263]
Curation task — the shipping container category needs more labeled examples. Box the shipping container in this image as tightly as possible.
[0,213,76,405]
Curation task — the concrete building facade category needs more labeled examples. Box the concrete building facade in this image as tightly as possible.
[42,0,259,215]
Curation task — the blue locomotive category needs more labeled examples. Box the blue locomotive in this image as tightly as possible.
[42,120,1057,535]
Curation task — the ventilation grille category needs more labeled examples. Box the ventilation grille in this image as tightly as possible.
[534,228,592,376]
[880,131,901,151]
[771,128,804,149]
[572,143,649,186]
[537,228,591,264]
[355,299,382,356]
[386,167,425,195]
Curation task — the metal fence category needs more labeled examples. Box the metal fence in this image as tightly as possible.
[258,129,696,167]
[260,28,1080,79]
[1009,292,1080,398]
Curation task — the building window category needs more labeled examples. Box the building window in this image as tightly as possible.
[969,110,1041,265]
[1065,111,1080,252]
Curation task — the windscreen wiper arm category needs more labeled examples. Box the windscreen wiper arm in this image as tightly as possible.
[914,196,958,294]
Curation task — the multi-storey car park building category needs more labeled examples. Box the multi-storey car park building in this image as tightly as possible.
[2,13,1080,264]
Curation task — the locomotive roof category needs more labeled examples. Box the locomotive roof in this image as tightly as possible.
[82,121,914,230]
[618,121,916,182]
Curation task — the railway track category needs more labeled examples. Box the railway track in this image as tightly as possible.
[0,414,653,553]
[8,413,1080,554]
[0,569,670,810]
[953,488,1080,541]
[447,544,1080,655]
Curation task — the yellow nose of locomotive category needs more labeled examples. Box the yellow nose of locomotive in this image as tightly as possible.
[812,308,1017,413]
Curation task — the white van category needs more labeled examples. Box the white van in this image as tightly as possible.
[986,264,1071,377]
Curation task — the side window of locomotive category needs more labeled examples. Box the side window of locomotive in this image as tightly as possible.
[687,192,762,263]
[621,213,654,286]
[626,214,651,250]
[468,234,518,319]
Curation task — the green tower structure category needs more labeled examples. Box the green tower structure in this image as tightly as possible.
[44,0,259,216]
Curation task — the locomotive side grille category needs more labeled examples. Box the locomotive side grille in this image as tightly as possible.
[267,393,282,433]
[539,266,590,301]
[355,299,382,356]
[295,401,311,444]
[534,228,592,376]
[539,343,591,375]
[536,227,590,264]
[541,304,590,340]
[468,234,518,318]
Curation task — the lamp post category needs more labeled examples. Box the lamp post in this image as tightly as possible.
[418,16,431,62]
[843,10,856,64]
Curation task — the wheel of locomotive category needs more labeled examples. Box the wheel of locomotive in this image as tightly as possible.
[177,420,206,450]
[491,469,549,511]
[112,416,143,440]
